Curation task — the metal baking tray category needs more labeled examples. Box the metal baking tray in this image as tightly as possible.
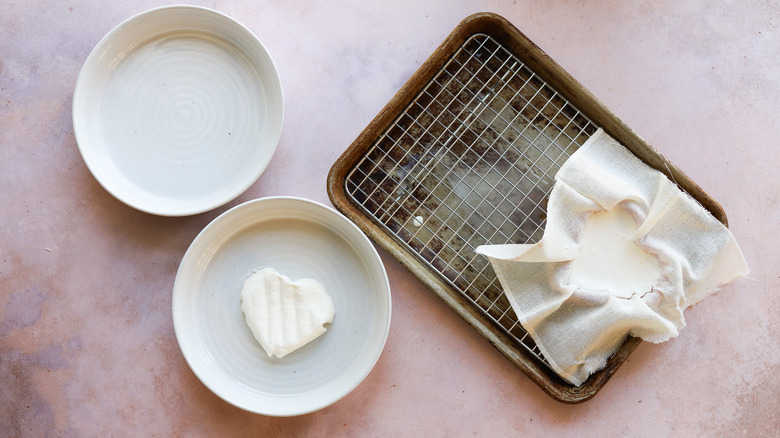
[327,12,727,403]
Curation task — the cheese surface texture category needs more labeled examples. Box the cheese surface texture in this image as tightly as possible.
[568,208,661,299]
[240,267,335,358]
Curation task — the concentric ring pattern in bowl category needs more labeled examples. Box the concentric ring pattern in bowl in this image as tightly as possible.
[73,5,284,216]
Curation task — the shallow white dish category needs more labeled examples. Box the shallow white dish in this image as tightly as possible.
[172,197,392,416]
[73,6,283,216]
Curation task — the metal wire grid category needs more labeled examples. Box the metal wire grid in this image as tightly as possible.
[345,34,598,367]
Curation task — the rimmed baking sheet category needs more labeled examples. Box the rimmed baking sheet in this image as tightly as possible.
[327,12,726,403]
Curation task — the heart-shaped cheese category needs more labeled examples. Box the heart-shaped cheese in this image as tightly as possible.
[240,267,335,358]
[568,208,661,299]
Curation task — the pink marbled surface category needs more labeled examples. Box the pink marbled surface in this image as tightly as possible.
[1,1,778,436]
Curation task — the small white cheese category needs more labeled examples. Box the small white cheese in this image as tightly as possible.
[568,209,661,299]
[240,267,335,358]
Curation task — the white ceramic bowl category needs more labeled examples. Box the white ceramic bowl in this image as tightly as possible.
[172,197,392,416]
[73,6,283,216]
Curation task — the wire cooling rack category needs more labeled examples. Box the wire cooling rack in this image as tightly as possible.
[344,34,598,367]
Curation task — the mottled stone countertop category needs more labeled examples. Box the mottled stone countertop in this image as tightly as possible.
[2,1,778,436]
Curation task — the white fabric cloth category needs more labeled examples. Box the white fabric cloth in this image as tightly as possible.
[476,129,748,386]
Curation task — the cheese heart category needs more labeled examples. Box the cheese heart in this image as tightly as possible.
[240,267,335,358]
[568,208,661,299]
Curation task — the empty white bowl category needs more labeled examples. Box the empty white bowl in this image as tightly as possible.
[73,6,283,216]
[172,197,392,416]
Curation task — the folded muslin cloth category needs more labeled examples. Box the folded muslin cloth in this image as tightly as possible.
[476,129,748,386]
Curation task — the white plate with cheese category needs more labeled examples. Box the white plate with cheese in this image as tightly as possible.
[73,6,283,216]
[172,197,392,416]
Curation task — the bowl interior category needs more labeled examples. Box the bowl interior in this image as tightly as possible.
[73,6,283,216]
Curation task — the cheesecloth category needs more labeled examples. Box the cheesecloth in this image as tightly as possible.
[476,129,748,386]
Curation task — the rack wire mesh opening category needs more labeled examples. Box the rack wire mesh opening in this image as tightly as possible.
[344,33,598,368]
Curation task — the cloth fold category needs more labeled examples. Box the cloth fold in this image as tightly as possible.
[476,129,748,386]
